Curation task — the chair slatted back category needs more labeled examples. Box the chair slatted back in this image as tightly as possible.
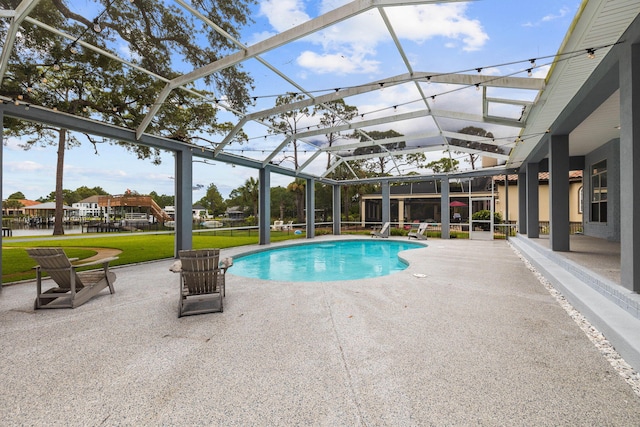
[179,249,221,295]
[26,248,84,289]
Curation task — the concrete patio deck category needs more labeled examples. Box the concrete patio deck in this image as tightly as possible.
[1,236,639,425]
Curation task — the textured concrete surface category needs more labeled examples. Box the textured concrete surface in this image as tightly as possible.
[534,234,621,284]
[1,237,639,426]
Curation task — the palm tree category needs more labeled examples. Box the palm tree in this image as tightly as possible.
[287,179,306,223]
[240,177,259,218]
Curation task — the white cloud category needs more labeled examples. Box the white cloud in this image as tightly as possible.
[256,0,489,76]
[523,6,572,27]
[5,160,48,175]
[386,4,489,52]
[3,137,47,152]
[259,0,311,32]
[296,51,380,75]
[247,30,276,46]
[480,67,502,76]
[532,64,550,79]
[542,6,571,22]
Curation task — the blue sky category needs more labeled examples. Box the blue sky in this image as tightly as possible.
[2,0,579,201]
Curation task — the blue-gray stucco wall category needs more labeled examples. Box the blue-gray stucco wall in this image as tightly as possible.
[583,138,620,241]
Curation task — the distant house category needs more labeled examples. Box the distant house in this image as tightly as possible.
[72,195,112,219]
[22,202,77,221]
[360,177,494,226]
[225,206,245,222]
[360,170,583,227]
[493,171,583,223]
[162,205,175,219]
[1,199,40,216]
[192,204,209,219]
[163,204,211,220]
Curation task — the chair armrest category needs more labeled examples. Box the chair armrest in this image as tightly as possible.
[169,260,182,273]
[75,256,119,268]
[219,257,233,271]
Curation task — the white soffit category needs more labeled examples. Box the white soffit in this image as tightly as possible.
[569,90,620,156]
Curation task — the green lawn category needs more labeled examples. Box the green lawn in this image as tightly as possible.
[2,230,304,284]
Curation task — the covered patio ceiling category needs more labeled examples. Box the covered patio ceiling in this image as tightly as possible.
[0,0,635,183]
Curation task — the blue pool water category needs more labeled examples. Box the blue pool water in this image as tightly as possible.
[232,239,425,282]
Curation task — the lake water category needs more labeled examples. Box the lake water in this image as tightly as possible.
[4,225,83,237]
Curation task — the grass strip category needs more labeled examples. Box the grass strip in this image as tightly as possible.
[2,231,304,284]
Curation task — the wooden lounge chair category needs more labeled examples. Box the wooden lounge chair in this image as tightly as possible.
[408,222,428,240]
[27,248,117,309]
[178,249,226,317]
[370,222,390,238]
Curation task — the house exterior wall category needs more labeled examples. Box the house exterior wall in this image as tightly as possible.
[496,181,583,223]
[361,192,491,224]
[583,138,621,241]
[72,202,104,218]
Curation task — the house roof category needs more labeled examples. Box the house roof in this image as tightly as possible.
[24,202,75,210]
[76,195,102,204]
[15,199,41,207]
[493,170,583,183]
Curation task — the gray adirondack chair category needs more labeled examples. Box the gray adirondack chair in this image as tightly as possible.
[178,249,226,317]
[370,222,391,238]
[27,248,117,309]
[408,222,428,240]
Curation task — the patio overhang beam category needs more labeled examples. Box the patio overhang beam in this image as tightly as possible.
[290,110,524,173]
[261,134,294,167]
[426,73,545,90]
[446,145,510,161]
[216,74,416,154]
[441,130,515,148]
[0,99,321,181]
[243,70,542,125]
[293,108,526,144]
[323,131,441,153]
[338,144,448,163]
[335,164,511,185]
[218,71,541,152]
[322,144,448,178]
[289,109,433,141]
[136,0,466,140]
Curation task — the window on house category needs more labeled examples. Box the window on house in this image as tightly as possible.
[578,186,583,214]
[590,160,607,223]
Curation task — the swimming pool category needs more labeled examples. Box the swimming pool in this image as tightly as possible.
[231,239,426,282]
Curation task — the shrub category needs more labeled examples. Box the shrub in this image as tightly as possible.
[471,210,503,231]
